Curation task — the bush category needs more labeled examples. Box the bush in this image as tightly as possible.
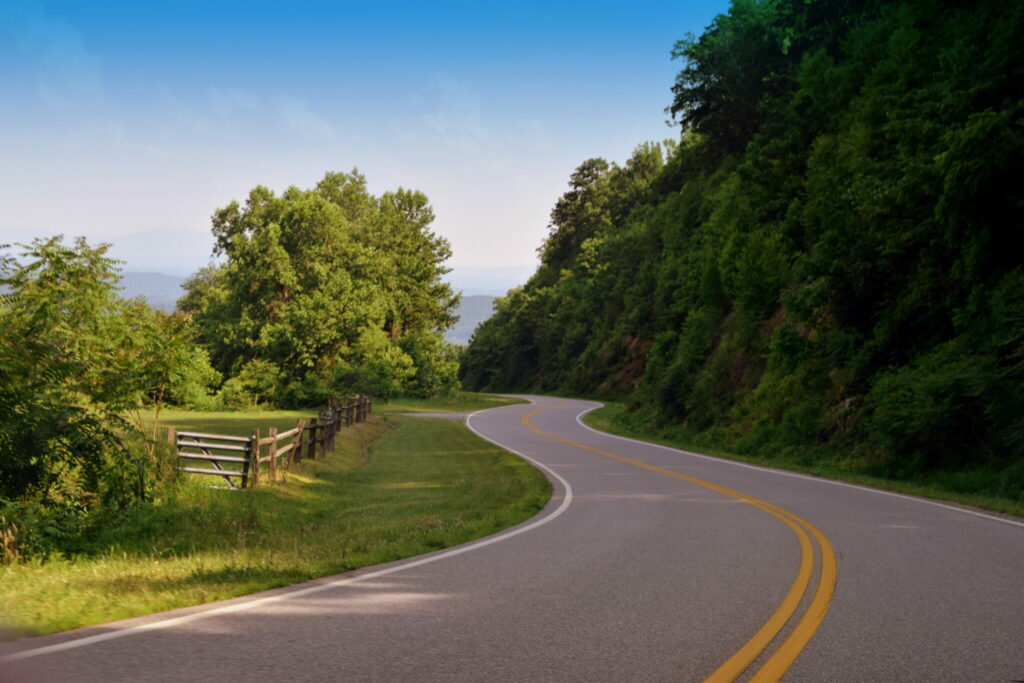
[400,332,460,398]
[0,501,81,562]
[215,359,281,410]
[867,342,996,474]
[0,237,202,559]
[166,346,221,410]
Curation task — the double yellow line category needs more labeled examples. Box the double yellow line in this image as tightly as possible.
[521,407,836,682]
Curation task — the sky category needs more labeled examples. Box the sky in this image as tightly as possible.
[0,0,730,278]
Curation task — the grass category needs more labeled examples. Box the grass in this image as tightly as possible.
[375,391,526,414]
[583,402,1024,518]
[1,403,550,636]
[159,407,316,438]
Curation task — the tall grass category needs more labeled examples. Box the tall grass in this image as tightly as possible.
[375,391,526,413]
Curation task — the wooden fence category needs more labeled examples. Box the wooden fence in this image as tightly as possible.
[170,395,373,489]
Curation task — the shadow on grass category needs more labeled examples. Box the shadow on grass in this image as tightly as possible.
[95,565,307,594]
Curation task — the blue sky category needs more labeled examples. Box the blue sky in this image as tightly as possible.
[0,0,729,273]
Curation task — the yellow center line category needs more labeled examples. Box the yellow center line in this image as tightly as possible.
[749,501,837,682]
[519,406,835,682]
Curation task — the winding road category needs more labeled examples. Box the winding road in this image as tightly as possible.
[4,396,1023,681]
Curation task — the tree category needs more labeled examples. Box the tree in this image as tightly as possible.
[0,237,208,508]
[181,170,460,403]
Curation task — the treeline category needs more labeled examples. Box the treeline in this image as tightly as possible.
[1,171,459,558]
[462,0,1024,497]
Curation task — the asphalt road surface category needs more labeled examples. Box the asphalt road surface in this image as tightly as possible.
[4,396,1023,682]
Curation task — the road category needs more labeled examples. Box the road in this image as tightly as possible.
[4,396,1023,681]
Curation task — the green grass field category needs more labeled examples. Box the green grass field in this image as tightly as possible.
[1,401,549,635]
[584,402,1024,518]
[158,407,316,438]
[375,391,526,414]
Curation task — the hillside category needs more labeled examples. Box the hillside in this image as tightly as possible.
[461,0,1024,500]
[447,295,496,345]
[119,271,186,311]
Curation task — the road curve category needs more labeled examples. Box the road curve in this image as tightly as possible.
[4,396,1023,682]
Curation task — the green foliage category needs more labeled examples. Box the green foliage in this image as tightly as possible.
[462,0,1024,498]
[400,332,460,398]
[181,170,460,404]
[0,237,209,559]
[867,343,996,474]
[215,359,281,410]
[165,346,221,411]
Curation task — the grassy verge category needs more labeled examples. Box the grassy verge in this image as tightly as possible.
[1,410,550,636]
[376,391,526,414]
[584,402,1024,518]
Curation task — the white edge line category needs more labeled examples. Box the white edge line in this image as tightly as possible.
[573,403,1024,530]
[1,403,574,664]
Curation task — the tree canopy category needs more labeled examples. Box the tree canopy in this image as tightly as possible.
[180,170,460,403]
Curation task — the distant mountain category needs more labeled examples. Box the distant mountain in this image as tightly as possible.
[115,271,500,339]
[447,295,496,345]
[119,271,186,312]
[4,229,534,295]
[3,227,525,331]
[0,228,215,277]
[100,229,215,277]
[445,265,534,296]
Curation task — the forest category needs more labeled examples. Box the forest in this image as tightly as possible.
[461,0,1024,499]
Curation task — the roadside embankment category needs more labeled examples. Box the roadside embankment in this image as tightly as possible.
[2,401,549,635]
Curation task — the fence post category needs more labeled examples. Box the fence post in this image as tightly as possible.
[326,415,333,458]
[307,417,318,460]
[291,419,305,466]
[240,433,251,489]
[166,427,178,496]
[325,414,333,453]
[319,413,329,458]
[327,411,334,454]
[249,428,260,488]
[267,426,278,482]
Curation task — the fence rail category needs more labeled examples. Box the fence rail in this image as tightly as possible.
[171,395,372,488]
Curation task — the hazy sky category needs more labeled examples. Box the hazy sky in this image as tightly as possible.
[0,0,729,270]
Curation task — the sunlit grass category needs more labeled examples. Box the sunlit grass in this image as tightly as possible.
[375,391,526,414]
[154,407,316,438]
[1,410,550,635]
